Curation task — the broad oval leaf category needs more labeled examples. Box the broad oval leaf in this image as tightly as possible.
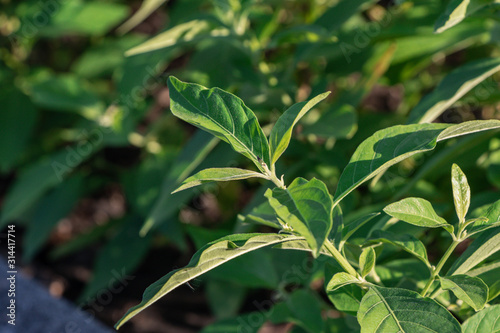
[451,163,470,223]
[326,272,360,292]
[115,233,300,329]
[172,168,267,193]
[265,177,333,257]
[439,275,488,311]
[168,76,270,171]
[407,58,500,123]
[367,230,430,267]
[333,120,500,206]
[359,247,376,278]
[462,304,500,333]
[269,92,330,165]
[383,197,453,233]
[357,287,461,333]
[448,199,500,275]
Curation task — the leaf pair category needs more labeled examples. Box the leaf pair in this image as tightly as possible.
[168,76,329,192]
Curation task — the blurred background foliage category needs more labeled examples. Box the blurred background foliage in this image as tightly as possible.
[1,0,500,331]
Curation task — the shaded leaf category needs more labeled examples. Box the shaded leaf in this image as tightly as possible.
[367,230,430,267]
[383,197,453,233]
[340,213,380,248]
[23,175,84,262]
[265,178,333,257]
[141,130,218,235]
[168,76,270,170]
[357,287,461,333]
[439,275,488,311]
[269,92,330,165]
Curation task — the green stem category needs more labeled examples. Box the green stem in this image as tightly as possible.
[324,240,359,277]
[420,240,460,297]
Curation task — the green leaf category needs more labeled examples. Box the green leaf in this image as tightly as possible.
[357,287,461,333]
[367,230,430,267]
[448,199,500,275]
[340,213,380,248]
[434,0,500,33]
[115,233,300,329]
[468,261,500,301]
[462,304,500,332]
[326,272,361,292]
[269,92,330,165]
[265,178,333,257]
[42,1,129,36]
[359,247,376,278]
[0,89,38,171]
[117,0,168,35]
[439,275,488,311]
[168,76,270,170]
[408,58,500,124]
[334,123,445,205]
[334,120,500,206]
[466,219,500,238]
[0,147,94,226]
[302,104,357,140]
[29,74,104,119]
[286,289,325,333]
[80,218,152,303]
[173,168,267,193]
[125,19,221,56]
[141,130,218,235]
[451,163,470,223]
[383,197,453,233]
[201,312,263,333]
[23,175,84,262]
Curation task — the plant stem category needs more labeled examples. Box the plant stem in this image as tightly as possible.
[324,240,359,277]
[420,240,460,297]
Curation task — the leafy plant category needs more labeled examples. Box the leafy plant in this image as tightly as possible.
[115,78,500,332]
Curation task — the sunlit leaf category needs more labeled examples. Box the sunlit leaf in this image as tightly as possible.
[173,168,267,193]
[451,163,471,223]
[115,233,301,329]
[359,247,376,278]
[168,76,270,170]
[408,58,500,123]
[383,197,453,233]
[269,92,330,165]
